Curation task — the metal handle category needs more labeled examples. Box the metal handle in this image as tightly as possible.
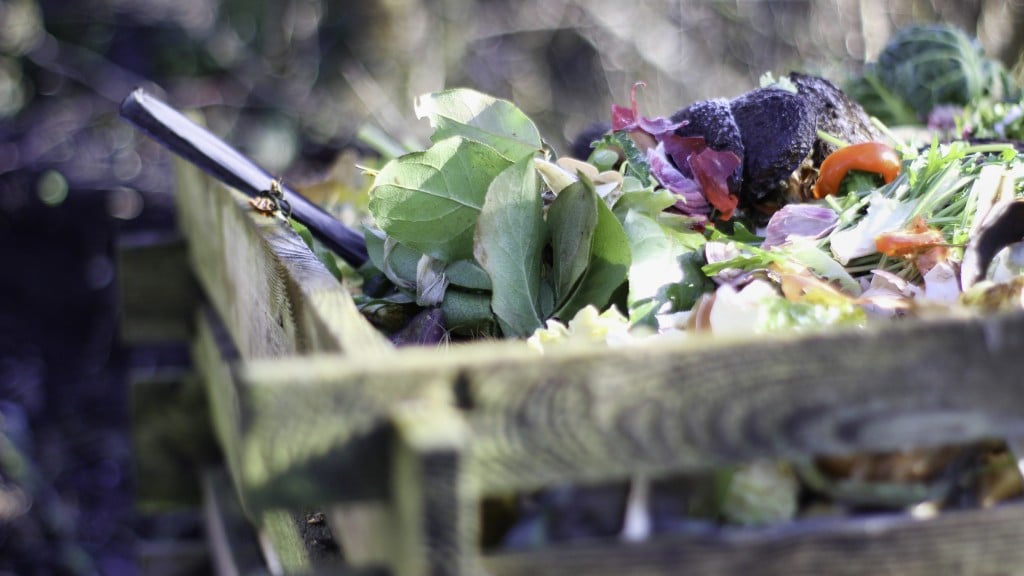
[120,87,368,266]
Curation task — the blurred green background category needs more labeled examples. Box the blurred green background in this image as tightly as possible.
[0,1,1022,574]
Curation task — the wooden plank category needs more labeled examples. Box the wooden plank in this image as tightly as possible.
[464,309,1024,492]
[174,152,397,569]
[327,503,394,568]
[194,307,354,575]
[203,468,270,576]
[217,310,1024,506]
[193,305,246,508]
[389,401,477,576]
[482,503,1024,576]
[174,157,388,359]
[118,232,199,343]
[132,367,220,511]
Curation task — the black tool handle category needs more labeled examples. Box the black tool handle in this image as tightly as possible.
[120,87,369,266]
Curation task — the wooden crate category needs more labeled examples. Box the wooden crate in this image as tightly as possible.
[130,155,1024,576]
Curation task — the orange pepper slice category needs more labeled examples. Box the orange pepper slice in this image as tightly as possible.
[812,142,901,199]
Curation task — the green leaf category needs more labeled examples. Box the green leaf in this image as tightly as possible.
[622,209,707,323]
[612,185,675,219]
[445,259,492,291]
[292,220,345,280]
[414,88,542,161]
[554,190,631,319]
[623,211,687,303]
[369,136,512,261]
[709,221,763,244]
[701,247,779,276]
[548,180,598,302]
[662,251,714,311]
[442,289,497,337]
[474,157,547,337]
[364,227,419,289]
[598,132,652,186]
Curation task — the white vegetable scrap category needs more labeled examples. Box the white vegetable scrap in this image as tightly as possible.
[708,279,779,335]
[923,261,961,304]
[533,157,624,202]
[858,269,920,317]
[829,192,917,265]
[527,305,634,353]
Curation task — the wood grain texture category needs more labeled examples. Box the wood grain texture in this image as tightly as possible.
[118,233,199,343]
[482,503,1024,576]
[214,310,1024,505]
[175,157,388,360]
[463,310,1024,493]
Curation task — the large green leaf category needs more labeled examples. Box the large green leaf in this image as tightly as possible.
[414,88,542,161]
[369,136,512,261]
[473,157,547,337]
[548,180,598,302]
[554,189,631,320]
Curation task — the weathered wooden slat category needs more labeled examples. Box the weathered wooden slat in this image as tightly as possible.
[132,367,220,511]
[482,503,1024,576]
[194,306,357,574]
[389,401,477,576]
[203,468,270,576]
[193,305,246,506]
[464,310,1024,492]
[174,157,388,360]
[328,503,394,568]
[118,232,199,343]
[216,310,1024,507]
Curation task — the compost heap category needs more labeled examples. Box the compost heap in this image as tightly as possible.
[294,23,1024,537]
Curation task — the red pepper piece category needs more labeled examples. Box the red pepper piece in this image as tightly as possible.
[874,216,946,258]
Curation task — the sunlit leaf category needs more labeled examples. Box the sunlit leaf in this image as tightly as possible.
[554,186,631,319]
[415,88,542,160]
[474,156,547,337]
[548,180,598,302]
[369,136,512,261]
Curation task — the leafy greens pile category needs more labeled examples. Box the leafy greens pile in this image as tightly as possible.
[359,86,1024,346]
[362,87,715,340]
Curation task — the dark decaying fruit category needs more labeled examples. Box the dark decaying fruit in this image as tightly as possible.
[670,73,882,208]
[671,98,745,197]
[789,72,883,166]
[729,86,817,203]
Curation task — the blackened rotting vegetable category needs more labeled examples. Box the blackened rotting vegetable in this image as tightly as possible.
[671,98,745,196]
[571,122,612,160]
[789,73,882,165]
[673,73,882,207]
[729,86,817,203]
